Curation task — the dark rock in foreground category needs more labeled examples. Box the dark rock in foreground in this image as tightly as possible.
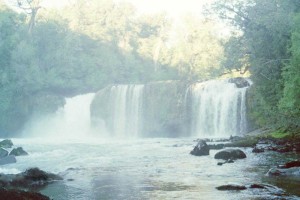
[190,140,209,156]
[249,184,266,189]
[0,139,13,148]
[216,184,247,190]
[217,182,299,199]
[0,167,63,189]
[217,159,234,166]
[0,155,16,165]
[0,188,50,200]
[0,148,9,158]
[9,147,28,156]
[252,146,264,153]
[214,149,246,160]
[278,160,300,169]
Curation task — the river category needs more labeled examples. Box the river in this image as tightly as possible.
[1,137,299,200]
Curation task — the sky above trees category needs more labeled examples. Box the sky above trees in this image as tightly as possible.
[17,0,215,18]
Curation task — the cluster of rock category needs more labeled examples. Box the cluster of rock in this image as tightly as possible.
[190,140,247,166]
[215,183,298,199]
[267,160,300,176]
[190,135,300,199]
[0,168,63,200]
[0,139,60,199]
[0,139,28,165]
[252,138,300,154]
[0,167,63,190]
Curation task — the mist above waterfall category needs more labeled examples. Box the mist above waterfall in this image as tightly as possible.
[22,93,95,139]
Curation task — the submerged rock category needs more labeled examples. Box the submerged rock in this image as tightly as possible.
[9,147,28,156]
[0,139,13,148]
[0,188,50,200]
[252,146,264,153]
[267,167,300,176]
[216,184,247,190]
[279,160,300,169]
[0,168,63,189]
[249,184,266,189]
[217,159,234,166]
[214,149,246,160]
[0,148,9,158]
[190,140,209,156]
[217,183,288,196]
[208,144,224,150]
[0,155,16,165]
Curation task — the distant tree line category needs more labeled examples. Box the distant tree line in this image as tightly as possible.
[1,0,298,134]
[0,0,224,134]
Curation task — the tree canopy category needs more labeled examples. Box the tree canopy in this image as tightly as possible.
[0,0,225,134]
[213,0,300,130]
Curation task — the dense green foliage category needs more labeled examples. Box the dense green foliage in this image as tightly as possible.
[213,0,300,131]
[2,0,299,135]
[0,0,225,134]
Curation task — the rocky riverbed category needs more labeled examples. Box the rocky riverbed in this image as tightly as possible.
[190,131,300,199]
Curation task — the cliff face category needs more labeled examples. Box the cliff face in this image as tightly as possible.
[143,81,190,137]
[90,81,190,137]
[90,77,252,138]
[0,92,65,137]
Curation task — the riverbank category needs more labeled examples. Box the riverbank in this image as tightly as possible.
[225,128,300,153]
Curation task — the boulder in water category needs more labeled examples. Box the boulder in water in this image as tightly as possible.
[267,167,300,176]
[0,188,50,200]
[0,148,8,158]
[9,147,28,156]
[0,139,13,148]
[190,140,209,156]
[216,184,247,190]
[217,159,234,166]
[252,146,264,153]
[214,149,246,160]
[0,155,16,165]
[0,168,63,189]
[278,160,300,169]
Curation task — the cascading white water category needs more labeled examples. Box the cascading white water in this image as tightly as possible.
[59,93,95,137]
[187,79,249,137]
[109,85,144,137]
[24,93,95,138]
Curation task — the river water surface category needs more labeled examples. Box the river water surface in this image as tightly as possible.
[0,138,300,200]
[1,138,300,200]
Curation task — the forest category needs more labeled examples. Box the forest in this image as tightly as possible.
[0,0,299,135]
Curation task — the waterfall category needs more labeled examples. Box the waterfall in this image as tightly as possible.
[59,93,95,137]
[109,85,144,137]
[186,79,249,138]
[24,93,95,138]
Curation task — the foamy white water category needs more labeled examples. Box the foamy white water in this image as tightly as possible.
[23,93,95,139]
[109,85,144,137]
[186,79,249,138]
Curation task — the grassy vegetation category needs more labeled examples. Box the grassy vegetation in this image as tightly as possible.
[226,129,300,148]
